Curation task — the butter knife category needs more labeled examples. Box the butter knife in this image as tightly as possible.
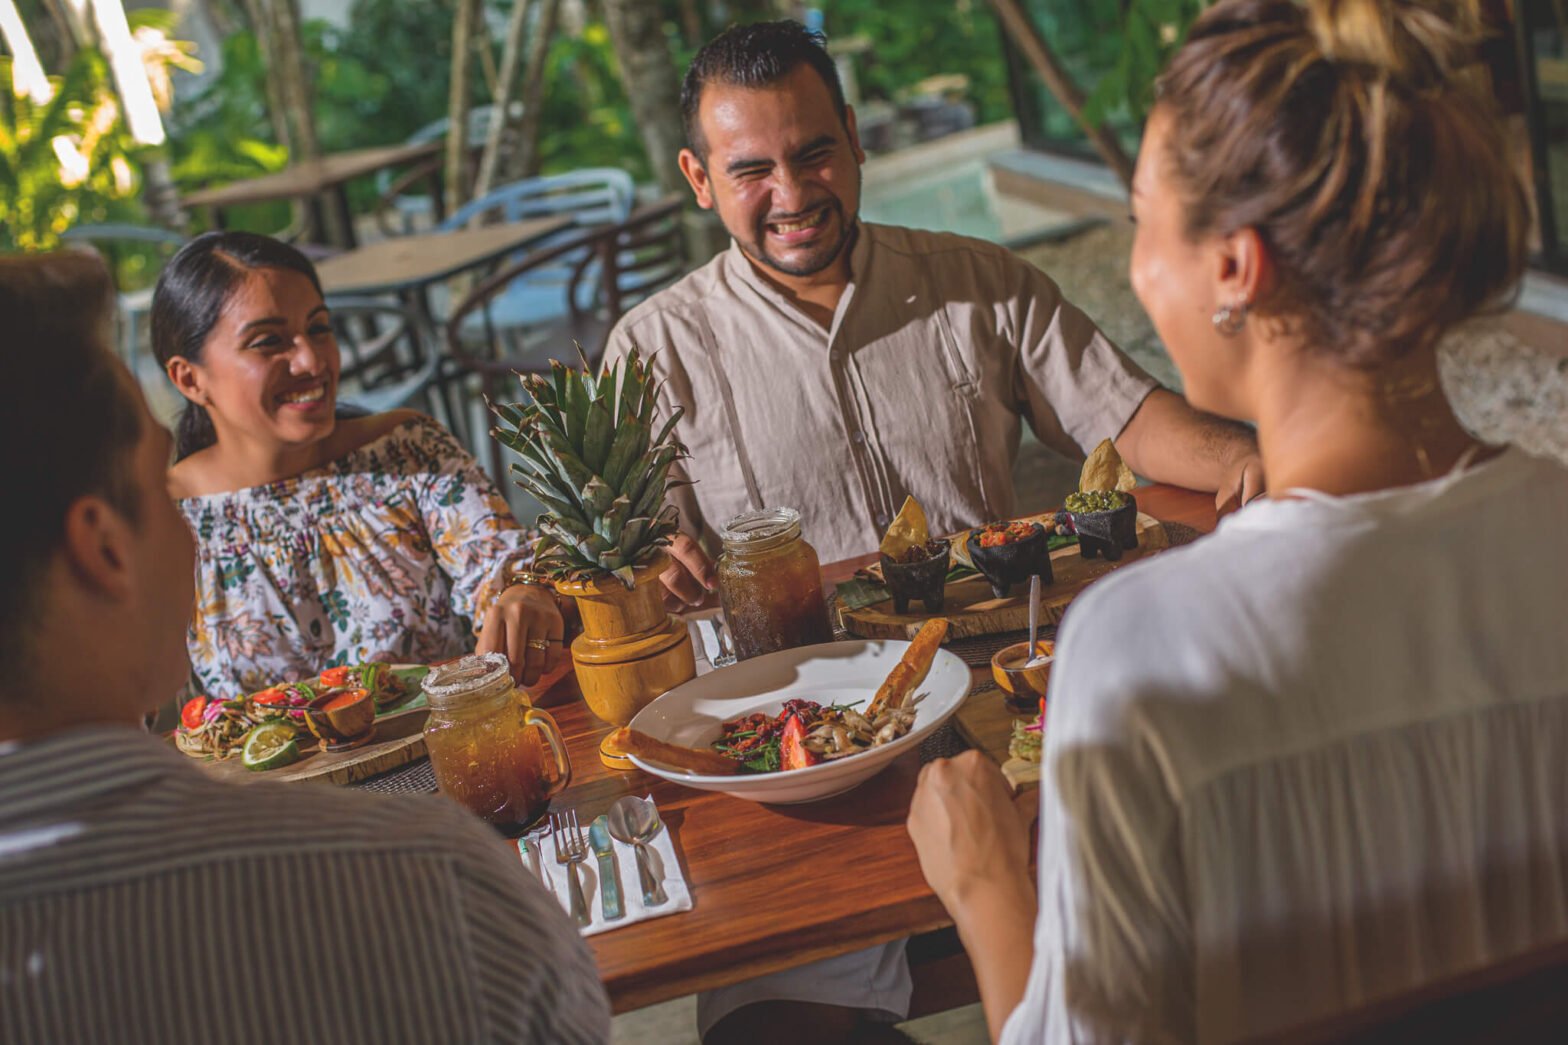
[521,832,551,890]
[589,816,624,921]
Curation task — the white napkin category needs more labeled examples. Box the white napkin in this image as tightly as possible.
[685,609,727,677]
[516,797,692,937]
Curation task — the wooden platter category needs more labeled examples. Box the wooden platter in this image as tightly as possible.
[840,513,1169,640]
[193,698,433,787]
[952,684,1042,790]
[184,659,573,787]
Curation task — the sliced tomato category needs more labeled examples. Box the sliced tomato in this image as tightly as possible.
[251,688,286,707]
[780,712,819,771]
[180,697,209,731]
[319,666,353,687]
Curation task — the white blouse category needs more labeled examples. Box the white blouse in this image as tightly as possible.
[1005,447,1568,1043]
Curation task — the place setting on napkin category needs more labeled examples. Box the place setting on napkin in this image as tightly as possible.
[516,796,692,937]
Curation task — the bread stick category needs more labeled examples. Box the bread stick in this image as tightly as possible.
[866,618,950,719]
[604,726,743,775]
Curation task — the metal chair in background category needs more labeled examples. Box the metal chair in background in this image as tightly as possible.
[60,223,187,376]
[372,104,505,238]
[442,195,687,486]
[439,168,636,332]
[327,296,449,423]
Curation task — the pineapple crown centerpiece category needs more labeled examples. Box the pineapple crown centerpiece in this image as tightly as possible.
[492,349,688,589]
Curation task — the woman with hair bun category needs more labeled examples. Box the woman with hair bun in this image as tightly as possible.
[907,1,1568,1040]
[155,231,567,697]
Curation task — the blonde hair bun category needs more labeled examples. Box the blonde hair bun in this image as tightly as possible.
[1155,0,1527,367]
[1306,0,1479,89]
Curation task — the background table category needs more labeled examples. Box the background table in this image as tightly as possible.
[183,141,443,248]
[314,216,573,298]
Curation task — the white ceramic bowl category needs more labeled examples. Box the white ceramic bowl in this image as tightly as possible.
[626,639,970,804]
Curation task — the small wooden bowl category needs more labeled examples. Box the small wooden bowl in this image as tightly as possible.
[991,640,1054,716]
[304,688,376,751]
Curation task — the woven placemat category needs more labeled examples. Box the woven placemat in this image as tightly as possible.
[918,722,971,763]
[1163,521,1202,548]
[351,757,438,795]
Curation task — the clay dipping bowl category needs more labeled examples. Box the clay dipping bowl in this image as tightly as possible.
[991,639,1054,716]
[965,522,1053,598]
[879,539,951,614]
[1068,494,1139,562]
[304,688,376,751]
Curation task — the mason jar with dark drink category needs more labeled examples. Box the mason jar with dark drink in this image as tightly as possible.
[717,507,833,661]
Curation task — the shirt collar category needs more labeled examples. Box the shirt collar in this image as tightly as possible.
[0,726,184,826]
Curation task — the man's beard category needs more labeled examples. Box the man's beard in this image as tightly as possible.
[739,197,855,277]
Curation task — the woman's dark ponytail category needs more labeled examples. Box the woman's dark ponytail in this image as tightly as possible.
[151,231,324,462]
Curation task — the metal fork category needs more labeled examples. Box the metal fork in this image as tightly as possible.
[552,810,592,928]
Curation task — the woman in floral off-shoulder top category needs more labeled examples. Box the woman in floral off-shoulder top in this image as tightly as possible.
[155,232,564,699]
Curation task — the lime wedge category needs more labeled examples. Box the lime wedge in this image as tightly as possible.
[242,722,301,772]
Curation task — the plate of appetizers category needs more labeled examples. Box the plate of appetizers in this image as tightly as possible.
[607,621,967,804]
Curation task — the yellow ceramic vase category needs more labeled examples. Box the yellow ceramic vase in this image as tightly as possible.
[553,551,696,733]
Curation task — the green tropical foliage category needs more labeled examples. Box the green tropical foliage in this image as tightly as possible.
[0,51,143,250]
[1079,0,1204,128]
[491,350,686,588]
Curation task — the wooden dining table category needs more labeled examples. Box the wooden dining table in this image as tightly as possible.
[543,483,1219,1013]
[314,215,574,299]
[182,141,443,248]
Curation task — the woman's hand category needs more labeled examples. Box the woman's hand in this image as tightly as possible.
[907,750,1034,913]
[476,584,565,686]
[908,750,1040,1039]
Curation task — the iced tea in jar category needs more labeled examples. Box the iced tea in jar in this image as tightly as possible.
[718,507,833,661]
[422,653,570,834]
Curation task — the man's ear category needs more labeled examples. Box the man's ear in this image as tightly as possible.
[845,104,866,165]
[60,496,135,602]
[1215,226,1274,310]
[678,148,715,211]
[165,356,205,408]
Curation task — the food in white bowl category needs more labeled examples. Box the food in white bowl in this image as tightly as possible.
[613,623,968,804]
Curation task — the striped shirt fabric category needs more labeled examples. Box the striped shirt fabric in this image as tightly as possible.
[0,726,610,1044]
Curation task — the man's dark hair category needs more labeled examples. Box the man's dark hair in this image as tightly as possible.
[151,230,324,461]
[680,20,848,163]
[0,251,142,686]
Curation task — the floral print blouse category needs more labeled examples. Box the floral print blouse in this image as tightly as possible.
[180,416,533,699]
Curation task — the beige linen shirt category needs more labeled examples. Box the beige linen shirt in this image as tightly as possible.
[604,223,1157,563]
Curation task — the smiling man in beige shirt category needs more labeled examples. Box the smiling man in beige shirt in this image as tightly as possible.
[607,22,1261,604]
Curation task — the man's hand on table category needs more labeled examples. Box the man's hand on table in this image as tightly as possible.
[661,532,719,610]
[1215,452,1266,516]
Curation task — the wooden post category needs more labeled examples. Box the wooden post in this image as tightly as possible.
[446,0,480,219]
[474,0,535,200]
[602,0,687,195]
[986,0,1136,190]
[499,0,563,186]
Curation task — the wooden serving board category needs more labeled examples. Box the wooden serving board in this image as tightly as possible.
[952,685,1042,789]
[194,702,432,787]
[841,513,1168,640]
[186,659,574,787]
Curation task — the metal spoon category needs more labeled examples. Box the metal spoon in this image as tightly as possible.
[1025,574,1050,667]
[607,795,668,906]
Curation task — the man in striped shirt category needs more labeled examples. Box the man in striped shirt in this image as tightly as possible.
[0,252,610,1044]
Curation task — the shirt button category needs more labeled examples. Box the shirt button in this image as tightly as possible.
[875,514,890,528]
[850,431,865,444]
